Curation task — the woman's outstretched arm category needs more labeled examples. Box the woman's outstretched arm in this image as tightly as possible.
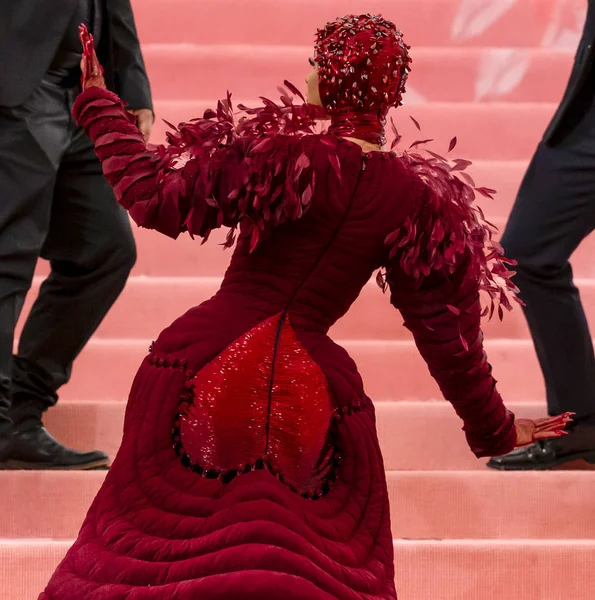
[73,86,228,239]
[74,26,222,239]
[383,172,572,457]
[387,248,518,457]
[74,27,321,245]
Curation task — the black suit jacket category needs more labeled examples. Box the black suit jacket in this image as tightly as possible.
[0,0,152,110]
[543,0,595,145]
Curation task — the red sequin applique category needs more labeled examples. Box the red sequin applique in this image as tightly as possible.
[175,313,335,496]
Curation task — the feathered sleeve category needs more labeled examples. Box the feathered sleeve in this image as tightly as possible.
[381,150,520,458]
[72,85,323,247]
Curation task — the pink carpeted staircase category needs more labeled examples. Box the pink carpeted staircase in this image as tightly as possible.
[3,0,594,598]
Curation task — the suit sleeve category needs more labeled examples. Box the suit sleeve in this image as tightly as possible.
[109,0,153,111]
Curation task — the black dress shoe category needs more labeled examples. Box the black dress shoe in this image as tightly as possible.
[487,424,595,471]
[0,426,109,470]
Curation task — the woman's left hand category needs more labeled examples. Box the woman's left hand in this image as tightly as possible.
[514,413,574,447]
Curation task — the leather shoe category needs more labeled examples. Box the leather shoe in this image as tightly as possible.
[487,423,595,471]
[0,426,109,470]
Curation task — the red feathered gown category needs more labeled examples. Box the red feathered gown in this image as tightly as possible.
[40,87,517,600]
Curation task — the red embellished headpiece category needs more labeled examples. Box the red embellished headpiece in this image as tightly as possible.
[314,14,411,145]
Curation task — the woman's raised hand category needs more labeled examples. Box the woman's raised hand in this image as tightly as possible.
[79,24,106,90]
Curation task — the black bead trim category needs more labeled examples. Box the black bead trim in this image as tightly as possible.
[173,410,341,500]
[172,374,365,500]
[147,351,188,369]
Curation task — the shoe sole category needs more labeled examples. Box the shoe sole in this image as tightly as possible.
[488,450,595,471]
[0,458,110,471]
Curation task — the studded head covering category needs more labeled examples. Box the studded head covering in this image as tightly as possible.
[314,14,412,146]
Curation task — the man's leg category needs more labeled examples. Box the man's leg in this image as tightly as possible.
[0,89,65,460]
[488,133,595,469]
[10,118,136,468]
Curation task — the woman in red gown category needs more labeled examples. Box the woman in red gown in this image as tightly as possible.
[41,14,571,600]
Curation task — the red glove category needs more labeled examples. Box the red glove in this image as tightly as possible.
[79,24,106,90]
[514,412,574,447]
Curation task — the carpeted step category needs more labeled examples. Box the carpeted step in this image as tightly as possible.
[2,470,594,540]
[39,400,553,471]
[140,44,574,103]
[21,276,595,341]
[3,538,593,600]
[132,0,586,50]
[43,337,548,403]
[32,214,595,279]
[30,159,595,279]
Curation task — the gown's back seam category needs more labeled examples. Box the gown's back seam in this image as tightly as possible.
[264,310,288,457]
[281,155,366,315]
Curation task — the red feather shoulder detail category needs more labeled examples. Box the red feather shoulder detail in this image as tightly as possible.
[382,132,521,321]
[163,89,331,250]
[73,84,337,250]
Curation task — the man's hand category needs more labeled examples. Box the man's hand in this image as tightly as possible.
[127,108,153,142]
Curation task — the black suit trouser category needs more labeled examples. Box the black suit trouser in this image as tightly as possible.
[502,109,595,424]
[0,78,136,442]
